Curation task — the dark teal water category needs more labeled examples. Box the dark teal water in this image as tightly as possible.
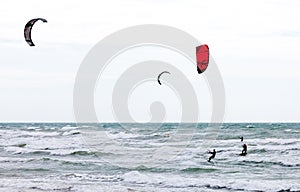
[0,123,299,191]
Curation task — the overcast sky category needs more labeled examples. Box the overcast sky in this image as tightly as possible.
[0,0,299,122]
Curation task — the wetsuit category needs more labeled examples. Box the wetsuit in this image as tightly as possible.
[240,136,243,142]
[208,149,216,162]
[242,144,247,154]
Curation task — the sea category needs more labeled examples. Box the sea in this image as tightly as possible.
[0,123,299,192]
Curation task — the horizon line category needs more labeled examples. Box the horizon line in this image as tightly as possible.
[0,121,299,124]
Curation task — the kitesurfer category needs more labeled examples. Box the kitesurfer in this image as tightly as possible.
[208,149,216,162]
[242,143,247,154]
[240,136,243,142]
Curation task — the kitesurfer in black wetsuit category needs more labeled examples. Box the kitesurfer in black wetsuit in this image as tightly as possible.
[240,136,243,142]
[208,149,216,162]
[242,144,247,154]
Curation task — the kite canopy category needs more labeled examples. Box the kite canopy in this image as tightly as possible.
[157,71,170,85]
[24,18,47,46]
[196,44,209,74]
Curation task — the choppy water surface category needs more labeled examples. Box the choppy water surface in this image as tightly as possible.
[0,123,299,192]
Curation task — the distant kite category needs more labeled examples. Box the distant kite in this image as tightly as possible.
[24,18,47,46]
[157,71,170,85]
[196,44,209,74]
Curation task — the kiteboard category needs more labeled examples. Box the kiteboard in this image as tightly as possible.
[239,153,247,156]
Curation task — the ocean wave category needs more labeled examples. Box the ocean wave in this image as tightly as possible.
[16,168,50,172]
[181,167,218,173]
[128,165,175,173]
[241,160,300,168]
[61,126,78,131]
[202,184,243,191]
[29,186,73,191]
[68,150,114,157]
[61,130,81,136]
[8,149,51,155]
